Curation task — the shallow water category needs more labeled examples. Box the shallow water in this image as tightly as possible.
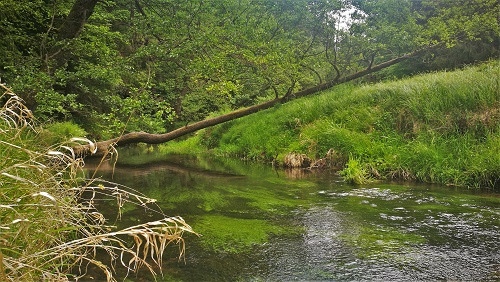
[84,152,500,281]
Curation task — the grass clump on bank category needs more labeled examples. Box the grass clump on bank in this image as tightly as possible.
[0,85,196,281]
[164,61,499,189]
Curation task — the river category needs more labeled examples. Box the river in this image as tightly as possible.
[83,150,499,281]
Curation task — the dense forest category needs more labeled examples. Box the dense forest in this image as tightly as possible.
[1,1,499,280]
[1,0,498,139]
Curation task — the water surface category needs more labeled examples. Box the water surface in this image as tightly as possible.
[84,151,500,281]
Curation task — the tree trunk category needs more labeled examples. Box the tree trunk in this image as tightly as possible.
[74,99,279,157]
[58,0,100,40]
[74,48,433,158]
[46,0,100,70]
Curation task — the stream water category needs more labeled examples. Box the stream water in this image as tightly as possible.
[84,150,499,281]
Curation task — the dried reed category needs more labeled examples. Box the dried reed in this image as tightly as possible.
[0,84,197,281]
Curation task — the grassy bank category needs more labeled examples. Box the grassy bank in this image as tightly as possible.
[0,86,195,280]
[162,61,499,189]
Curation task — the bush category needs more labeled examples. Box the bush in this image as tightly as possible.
[39,121,88,145]
[340,156,372,184]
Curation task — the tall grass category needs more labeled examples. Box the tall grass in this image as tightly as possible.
[166,61,499,188]
[0,85,196,281]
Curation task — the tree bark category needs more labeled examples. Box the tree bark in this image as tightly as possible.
[74,99,279,157]
[46,0,100,70]
[58,0,100,40]
[74,48,433,158]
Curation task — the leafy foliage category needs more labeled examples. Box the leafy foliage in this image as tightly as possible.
[0,0,497,139]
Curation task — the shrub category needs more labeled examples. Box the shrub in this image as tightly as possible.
[340,156,372,184]
[39,121,88,145]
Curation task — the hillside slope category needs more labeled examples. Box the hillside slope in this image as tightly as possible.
[163,61,499,189]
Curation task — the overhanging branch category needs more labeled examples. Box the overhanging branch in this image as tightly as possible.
[75,46,439,157]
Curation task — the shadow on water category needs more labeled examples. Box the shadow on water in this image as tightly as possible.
[81,150,500,282]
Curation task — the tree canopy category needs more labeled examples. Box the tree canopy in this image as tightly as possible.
[0,0,498,139]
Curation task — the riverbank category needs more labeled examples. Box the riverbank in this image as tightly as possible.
[161,61,499,189]
[0,86,195,281]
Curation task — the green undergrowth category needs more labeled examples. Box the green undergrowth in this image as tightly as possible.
[161,61,499,189]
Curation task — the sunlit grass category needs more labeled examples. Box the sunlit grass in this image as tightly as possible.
[165,61,499,188]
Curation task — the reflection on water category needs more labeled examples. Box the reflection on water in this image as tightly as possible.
[83,151,500,281]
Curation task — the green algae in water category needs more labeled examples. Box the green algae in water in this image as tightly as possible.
[85,154,500,281]
[340,225,427,260]
[193,214,302,254]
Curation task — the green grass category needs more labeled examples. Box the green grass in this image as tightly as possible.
[162,61,500,189]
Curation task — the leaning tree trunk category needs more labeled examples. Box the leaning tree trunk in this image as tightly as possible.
[74,47,435,158]
[73,99,279,157]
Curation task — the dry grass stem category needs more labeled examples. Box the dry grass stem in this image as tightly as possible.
[1,86,197,281]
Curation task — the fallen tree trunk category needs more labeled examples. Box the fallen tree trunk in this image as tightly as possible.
[74,48,432,158]
[73,99,278,157]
